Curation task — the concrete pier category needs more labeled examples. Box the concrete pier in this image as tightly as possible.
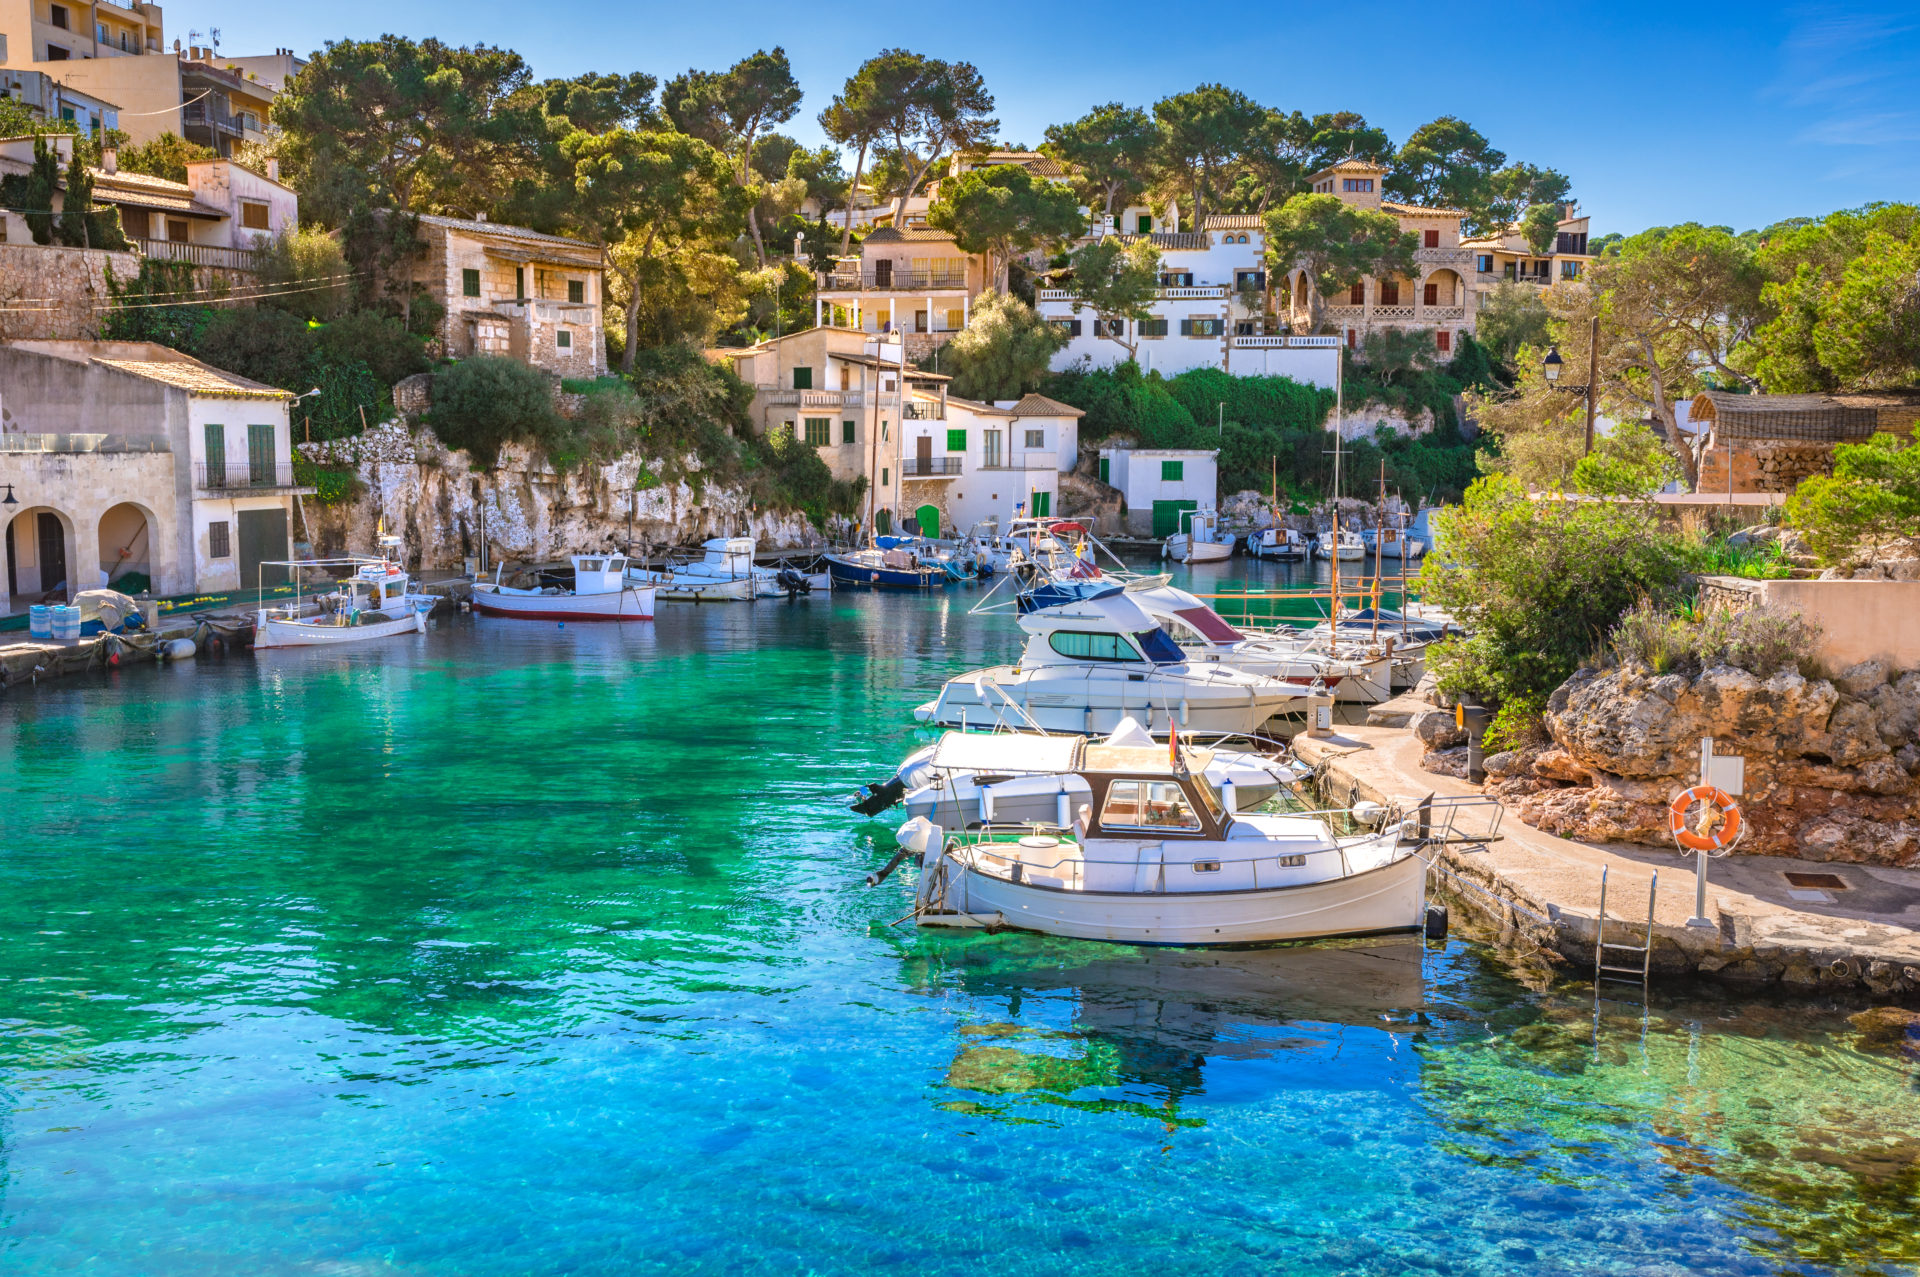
[1294,723,1920,999]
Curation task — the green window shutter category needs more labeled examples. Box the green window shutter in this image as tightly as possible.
[842,420,855,444]
[462,268,480,298]
[247,424,274,484]
[881,468,889,487]
[204,423,225,486]
[568,279,584,303]
[1179,319,1193,336]
[514,267,525,299]
[946,428,967,452]
[1161,460,1184,481]
[803,418,831,446]
[793,366,812,390]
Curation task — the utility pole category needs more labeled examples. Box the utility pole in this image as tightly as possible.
[1583,312,1599,455]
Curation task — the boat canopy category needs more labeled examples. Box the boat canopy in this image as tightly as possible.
[1172,605,1245,644]
[932,731,1084,774]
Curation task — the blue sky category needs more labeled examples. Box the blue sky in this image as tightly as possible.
[182,0,1918,235]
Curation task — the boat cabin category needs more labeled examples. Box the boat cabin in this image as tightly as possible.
[1017,592,1188,667]
[571,555,630,595]
[700,538,756,573]
[1078,751,1229,840]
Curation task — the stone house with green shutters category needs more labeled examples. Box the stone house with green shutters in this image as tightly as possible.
[409,215,606,378]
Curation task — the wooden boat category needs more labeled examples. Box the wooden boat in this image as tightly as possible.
[471,555,655,620]
[824,546,947,589]
[1247,527,1308,560]
[902,752,1428,946]
[253,552,432,649]
[1163,509,1236,563]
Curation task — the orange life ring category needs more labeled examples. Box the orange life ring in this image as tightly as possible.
[1669,786,1741,851]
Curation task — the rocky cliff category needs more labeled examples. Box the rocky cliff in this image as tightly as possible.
[1484,659,1920,867]
[298,422,820,570]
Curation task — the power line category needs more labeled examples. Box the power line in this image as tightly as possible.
[0,271,374,315]
[0,268,365,308]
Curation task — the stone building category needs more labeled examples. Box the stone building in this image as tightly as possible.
[409,215,607,378]
[1691,390,1920,493]
[0,340,305,611]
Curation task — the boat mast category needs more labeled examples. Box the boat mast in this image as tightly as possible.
[1330,341,1342,625]
[1373,458,1385,641]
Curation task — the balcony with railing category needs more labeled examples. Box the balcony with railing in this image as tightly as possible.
[194,461,302,492]
[820,265,971,292]
[762,389,864,408]
[1413,246,1475,266]
[137,238,262,272]
[901,456,963,477]
[182,100,243,139]
[902,401,945,420]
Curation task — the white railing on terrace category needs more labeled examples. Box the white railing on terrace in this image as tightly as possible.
[761,389,865,408]
[1426,305,1466,320]
[1230,335,1342,349]
[1413,246,1475,265]
[136,238,260,271]
[1159,286,1229,299]
[1372,305,1417,320]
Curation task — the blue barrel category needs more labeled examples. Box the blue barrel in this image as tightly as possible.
[29,604,52,639]
[51,605,81,642]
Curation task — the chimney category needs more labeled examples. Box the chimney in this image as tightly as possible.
[101,147,117,174]
[475,212,487,223]
[265,157,279,182]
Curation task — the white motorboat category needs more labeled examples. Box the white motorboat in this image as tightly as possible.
[1314,528,1366,561]
[1247,526,1308,560]
[850,719,1310,833]
[913,587,1310,734]
[1128,581,1397,704]
[900,752,1430,946]
[253,552,434,649]
[1163,509,1236,563]
[471,554,656,620]
[970,518,1086,575]
[627,537,762,601]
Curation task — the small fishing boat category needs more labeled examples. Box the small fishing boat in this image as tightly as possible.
[1314,528,1366,561]
[895,750,1431,946]
[1246,526,1308,560]
[914,587,1310,734]
[824,543,948,590]
[471,554,655,620]
[626,537,765,601]
[849,718,1309,830]
[254,551,433,648]
[1163,509,1236,563]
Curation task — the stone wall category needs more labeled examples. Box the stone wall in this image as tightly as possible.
[1696,439,1837,494]
[0,244,141,342]
[1330,400,1436,442]
[298,422,820,570]
[1695,574,1920,671]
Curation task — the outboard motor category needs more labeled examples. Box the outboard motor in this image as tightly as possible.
[849,775,907,817]
[776,566,811,596]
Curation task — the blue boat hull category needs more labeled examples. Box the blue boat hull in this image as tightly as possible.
[825,555,943,590]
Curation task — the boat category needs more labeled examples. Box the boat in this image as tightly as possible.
[253,552,435,649]
[849,718,1310,831]
[1246,527,1308,560]
[470,554,656,620]
[912,587,1310,734]
[1362,526,1425,559]
[1314,528,1366,561]
[970,518,1083,575]
[898,749,1430,946]
[824,543,949,589]
[1163,509,1236,563]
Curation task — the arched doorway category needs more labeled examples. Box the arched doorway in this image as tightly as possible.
[914,504,942,538]
[4,506,74,608]
[1422,268,1464,310]
[98,502,156,594]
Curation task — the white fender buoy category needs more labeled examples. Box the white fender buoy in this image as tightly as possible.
[1221,779,1238,813]
[895,816,939,859]
[1352,800,1385,826]
[1056,790,1071,829]
[163,637,196,660]
[980,785,996,822]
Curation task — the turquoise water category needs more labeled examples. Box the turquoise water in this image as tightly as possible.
[3,573,1918,1275]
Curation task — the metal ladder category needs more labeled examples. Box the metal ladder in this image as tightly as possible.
[1594,865,1657,987]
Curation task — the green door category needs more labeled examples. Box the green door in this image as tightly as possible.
[237,508,289,589]
[247,424,275,485]
[1151,499,1197,537]
[1030,492,1051,518]
[915,504,941,537]
[1097,456,1110,484]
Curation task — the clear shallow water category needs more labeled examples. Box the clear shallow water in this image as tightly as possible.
[2,578,1918,1276]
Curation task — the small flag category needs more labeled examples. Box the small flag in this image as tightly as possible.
[1169,724,1178,768]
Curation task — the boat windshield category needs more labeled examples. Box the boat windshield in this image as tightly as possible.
[1133,627,1186,664]
[1186,773,1225,820]
[1172,605,1244,644]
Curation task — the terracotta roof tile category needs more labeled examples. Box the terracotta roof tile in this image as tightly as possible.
[862,226,958,244]
[1010,392,1085,419]
[91,357,290,398]
[1202,214,1265,230]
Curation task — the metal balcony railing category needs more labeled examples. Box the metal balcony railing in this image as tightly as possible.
[901,457,963,476]
[195,461,298,491]
[902,401,945,420]
[820,268,971,291]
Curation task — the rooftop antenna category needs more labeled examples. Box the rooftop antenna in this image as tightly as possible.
[209,27,222,48]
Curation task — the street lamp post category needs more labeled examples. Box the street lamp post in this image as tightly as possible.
[1542,313,1602,454]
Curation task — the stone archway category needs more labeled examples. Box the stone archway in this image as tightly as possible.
[1420,268,1465,312]
[97,501,158,594]
[3,505,77,609]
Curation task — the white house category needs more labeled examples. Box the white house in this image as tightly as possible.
[1036,215,1340,386]
[0,340,304,610]
[1098,447,1219,537]
[897,391,1086,536]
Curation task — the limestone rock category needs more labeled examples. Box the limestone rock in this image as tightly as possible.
[1531,749,1594,784]
[1482,750,1523,779]
[1419,746,1470,778]
[1820,697,1892,767]
[1848,1006,1920,1050]
[1413,707,1467,750]
[1837,658,1891,697]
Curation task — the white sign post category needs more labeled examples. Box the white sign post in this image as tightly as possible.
[1684,737,1743,930]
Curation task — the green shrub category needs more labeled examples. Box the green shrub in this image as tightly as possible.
[196,307,316,389]
[293,457,367,507]
[255,229,352,321]
[1608,599,1823,679]
[1785,427,1920,563]
[314,310,430,388]
[1421,476,1689,703]
[1687,536,1793,580]
[1483,693,1549,754]
[428,357,561,467]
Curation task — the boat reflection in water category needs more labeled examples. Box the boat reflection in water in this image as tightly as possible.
[914,938,1426,1125]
